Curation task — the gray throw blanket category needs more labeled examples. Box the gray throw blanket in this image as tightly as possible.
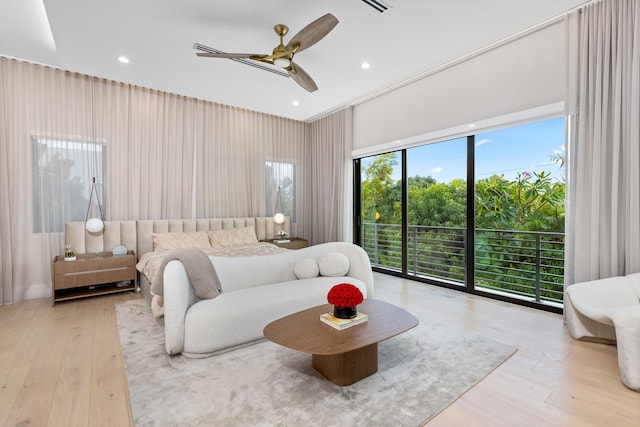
[150,248,222,299]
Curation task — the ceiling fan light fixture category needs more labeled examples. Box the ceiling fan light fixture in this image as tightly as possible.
[273,57,291,68]
[194,13,338,92]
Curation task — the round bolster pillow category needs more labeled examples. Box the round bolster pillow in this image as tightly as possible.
[318,252,350,277]
[293,258,320,279]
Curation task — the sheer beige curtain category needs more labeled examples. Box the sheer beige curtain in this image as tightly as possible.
[304,108,353,244]
[104,85,197,220]
[565,0,640,291]
[0,59,102,302]
[194,102,306,237]
[0,56,308,304]
[0,61,9,303]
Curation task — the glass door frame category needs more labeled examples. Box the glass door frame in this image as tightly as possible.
[353,134,562,315]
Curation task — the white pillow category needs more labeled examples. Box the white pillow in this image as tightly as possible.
[152,231,211,251]
[293,258,320,279]
[318,252,350,277]
[207,226,258,248]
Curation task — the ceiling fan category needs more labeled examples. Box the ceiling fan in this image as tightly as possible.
[195,13,339,92]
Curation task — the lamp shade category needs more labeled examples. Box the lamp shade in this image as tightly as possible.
[86,217,104,233]
[273,212,285,225]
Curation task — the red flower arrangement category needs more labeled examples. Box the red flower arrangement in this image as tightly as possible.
[327,283,364,308]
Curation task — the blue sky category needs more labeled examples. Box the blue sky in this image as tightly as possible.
[368,116,566,184]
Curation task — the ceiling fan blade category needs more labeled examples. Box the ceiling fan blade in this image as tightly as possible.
[196,52,263,59]
[287,62,318,92]
[285,13,338,54]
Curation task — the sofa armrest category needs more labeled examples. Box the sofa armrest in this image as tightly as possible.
[326,242,374,299]
[163,260,198,355]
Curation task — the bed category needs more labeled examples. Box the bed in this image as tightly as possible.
[64,217,291,306]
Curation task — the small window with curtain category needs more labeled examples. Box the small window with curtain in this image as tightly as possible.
[32,137,106,233]
[265,161,296,222]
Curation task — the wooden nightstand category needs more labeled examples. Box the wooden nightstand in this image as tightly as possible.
[51,251,137,304]
[261,237,309,250]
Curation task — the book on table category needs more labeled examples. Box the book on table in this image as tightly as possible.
[320,312,368,330]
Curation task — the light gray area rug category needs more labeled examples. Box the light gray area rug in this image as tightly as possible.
[116,299,516,427]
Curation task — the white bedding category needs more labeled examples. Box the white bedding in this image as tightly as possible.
[136,242,287,286]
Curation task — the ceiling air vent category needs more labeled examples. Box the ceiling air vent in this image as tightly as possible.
[192,43,290,78]
[361,0,392,13]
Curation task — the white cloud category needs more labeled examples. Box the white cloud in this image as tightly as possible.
[431,166,443,173]
[475,138,490,147]
[554,144,566,156]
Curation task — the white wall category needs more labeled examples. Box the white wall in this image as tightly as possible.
[352,20,566,153]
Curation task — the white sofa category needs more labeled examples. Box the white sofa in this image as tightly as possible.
[565,273,640,391]
[162,241,374,358]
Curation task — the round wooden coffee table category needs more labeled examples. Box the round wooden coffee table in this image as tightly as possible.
[263,299,419,386]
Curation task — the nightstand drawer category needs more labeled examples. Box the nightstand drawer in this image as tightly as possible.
[55,266,135,290]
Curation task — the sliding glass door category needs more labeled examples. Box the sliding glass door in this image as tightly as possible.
[359,152,402,272]
[406,138,467,286]
[474,118,566,306]
[355,116,566,311]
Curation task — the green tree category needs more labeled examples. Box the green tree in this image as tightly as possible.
[408,179,466,227]
[361,153,397,223]
[475,171,565,232]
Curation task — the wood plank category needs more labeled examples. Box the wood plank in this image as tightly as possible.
[88,295,133,426]
[46,299,95,427]
[0,300,57,426]
[4,314,74,426]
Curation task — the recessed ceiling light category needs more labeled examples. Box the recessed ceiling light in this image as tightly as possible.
[361,62,370,70]
[292,101,300,107]
[468,123,476,128]
[118,56,130,64]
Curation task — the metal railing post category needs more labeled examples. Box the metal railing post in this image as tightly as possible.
[374,222,379,265]
[535,233,541,302]
[412,226,417,274]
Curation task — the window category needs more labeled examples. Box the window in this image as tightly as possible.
[355,116,566,312]
[32,137,105,233]
[265,161,296,221]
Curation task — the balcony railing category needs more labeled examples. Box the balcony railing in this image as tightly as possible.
[361,222,565,306]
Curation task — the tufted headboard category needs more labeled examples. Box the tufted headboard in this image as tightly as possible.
[65,217,291,259]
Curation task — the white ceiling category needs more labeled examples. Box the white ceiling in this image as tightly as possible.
[1,0,590,122]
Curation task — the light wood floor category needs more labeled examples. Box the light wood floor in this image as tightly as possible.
[1,274,638,426]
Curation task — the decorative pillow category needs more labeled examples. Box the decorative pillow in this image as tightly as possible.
[207,226,259,248]
[293,258,320,279]
[152,231,212,251]
[318,252,350,277]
